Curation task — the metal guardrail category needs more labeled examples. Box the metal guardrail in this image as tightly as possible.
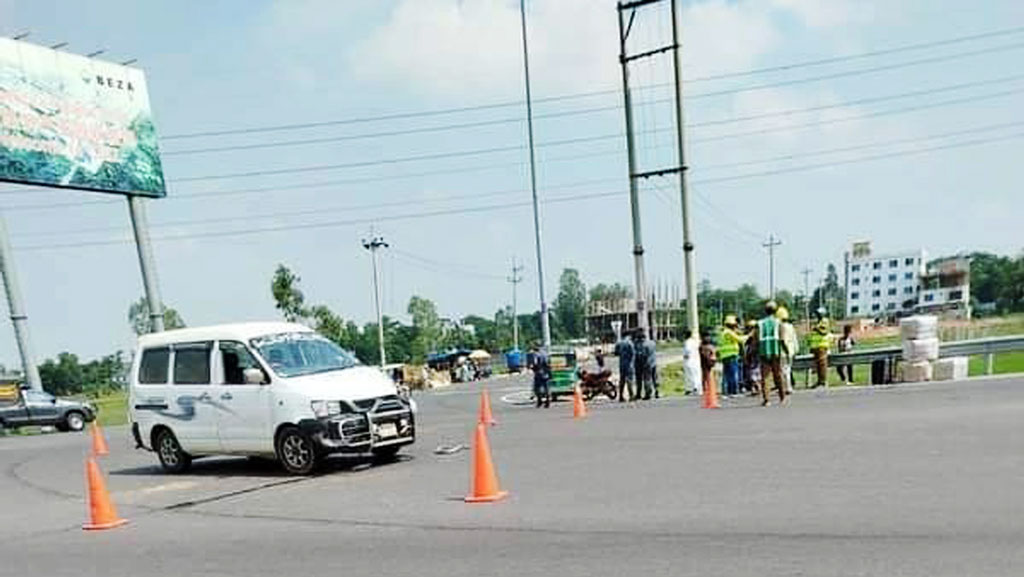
[791,334,1024,374]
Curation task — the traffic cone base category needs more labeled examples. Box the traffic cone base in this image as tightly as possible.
[84,518,129,531]
[82,457,128,531]
[91,422,110,457]
[465,490,508,503]
[702,377,721,409]
[573,386,587,419]
[465,423,507,504]
[478,389,496,426]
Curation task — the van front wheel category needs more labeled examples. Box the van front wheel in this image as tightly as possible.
[155,428,192,474]
[276,427,319,475]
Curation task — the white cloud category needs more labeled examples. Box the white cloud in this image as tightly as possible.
[349,0,786,102]
[769,0,876,28]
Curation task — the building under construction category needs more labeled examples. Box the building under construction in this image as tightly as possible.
[586,283,686,343]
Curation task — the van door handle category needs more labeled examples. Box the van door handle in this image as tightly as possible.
[220,393,233,401]
[197,393,211,402]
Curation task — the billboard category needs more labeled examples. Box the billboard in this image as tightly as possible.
[0,38,165,197]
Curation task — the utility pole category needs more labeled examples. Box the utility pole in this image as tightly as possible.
[508,258,524,351]
[615,0,699,337]
[801,267,813,331]
[669,0,700,337]
[362,235,388,368]
[763,234,782,300]
[519,0,552,350]
[0,211,42,391]
[616,1,650,340]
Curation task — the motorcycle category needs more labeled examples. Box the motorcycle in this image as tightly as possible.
[577,368,617,401]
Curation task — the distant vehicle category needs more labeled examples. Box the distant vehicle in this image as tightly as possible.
[128,322,417,475]
[0,388,96,432]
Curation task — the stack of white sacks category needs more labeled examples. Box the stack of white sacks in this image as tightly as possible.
[900,315,939,382]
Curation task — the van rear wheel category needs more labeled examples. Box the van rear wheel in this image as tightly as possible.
[155,428,192,474]
[276,427,319,475]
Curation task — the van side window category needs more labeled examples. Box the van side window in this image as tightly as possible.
[139,348,170,384]
[173,343,212,385]
[219,341,263,385]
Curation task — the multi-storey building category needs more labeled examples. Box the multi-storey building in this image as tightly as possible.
[844,241,926,318]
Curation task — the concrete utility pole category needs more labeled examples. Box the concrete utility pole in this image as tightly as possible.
[616,1,650,340]
[508,258,524,351]
[763,234,782,301]
[519,0,552,350]
[801,267,813,331]
[669,0,700,337]
[363,235,389,368]
[127,197,165,333]
[0,211,42,391]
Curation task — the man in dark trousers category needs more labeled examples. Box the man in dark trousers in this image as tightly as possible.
[633,330,652,401]
[614,333,635,402]
[530,344,551,408]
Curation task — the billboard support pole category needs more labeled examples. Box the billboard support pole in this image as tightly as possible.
[127,196,165,333]
[0,210,43,391]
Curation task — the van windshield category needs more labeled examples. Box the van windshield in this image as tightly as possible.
[251,333,360,378]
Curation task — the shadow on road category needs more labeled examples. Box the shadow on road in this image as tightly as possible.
[110,454,414,479]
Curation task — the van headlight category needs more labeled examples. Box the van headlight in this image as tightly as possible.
[312,400,343,418]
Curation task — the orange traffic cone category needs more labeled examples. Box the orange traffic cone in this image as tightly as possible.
[90,422,109,457]
[478,389,496,426]
[573,385,587,419]
[465,423,508,503]
[702,374,720,409]
[83,457,128,531]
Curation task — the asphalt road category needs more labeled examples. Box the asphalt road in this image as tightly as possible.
[2,375,1023,576]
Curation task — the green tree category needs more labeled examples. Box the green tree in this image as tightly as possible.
[407,296,441,362]
[588,282,632,303]
[128,297,185,336]
[553,268,587,340]
[271,264,308,322]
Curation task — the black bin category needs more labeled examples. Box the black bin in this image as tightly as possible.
[871,359,890,385]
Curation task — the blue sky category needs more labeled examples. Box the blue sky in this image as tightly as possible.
[1,0,1023,364]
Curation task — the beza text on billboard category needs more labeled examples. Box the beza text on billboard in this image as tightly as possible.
[0,38,166,197]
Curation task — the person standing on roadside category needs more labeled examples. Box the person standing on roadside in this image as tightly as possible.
[743,320,761,396]
[808,307,833,388]
[778,306,799,395]
[836,324,855,385]
[682,329,703,396]
[718,315,746,397]
[614,332,636,402]
[643,332,658,399]
[530,344,551,409]
[699,332,718,398]
[633,330,651,401]
[757,301,787,406]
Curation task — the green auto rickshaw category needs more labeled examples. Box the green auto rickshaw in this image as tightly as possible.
[546,348,578,399]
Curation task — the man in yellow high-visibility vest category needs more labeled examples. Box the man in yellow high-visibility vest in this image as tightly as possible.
[718,315,746,397]
[808,307,833,388]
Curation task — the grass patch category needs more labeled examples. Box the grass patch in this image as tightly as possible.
[92,392,128,427]
[968,351,1024,377]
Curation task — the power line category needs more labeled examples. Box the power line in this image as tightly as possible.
[699,119,1024,172]
[13,189,628,252]
[4,74,1020,199]
[694,130,1024,186]
[158,25,1024,141]
[687,40,1024,101]
[12,128,1023,251]
[693,85,1024,144]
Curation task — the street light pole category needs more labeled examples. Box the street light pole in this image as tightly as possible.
[519,0,552,350]
[363,235,389,368]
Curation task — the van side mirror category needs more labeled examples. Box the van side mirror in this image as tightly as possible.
[243,368,267,385]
